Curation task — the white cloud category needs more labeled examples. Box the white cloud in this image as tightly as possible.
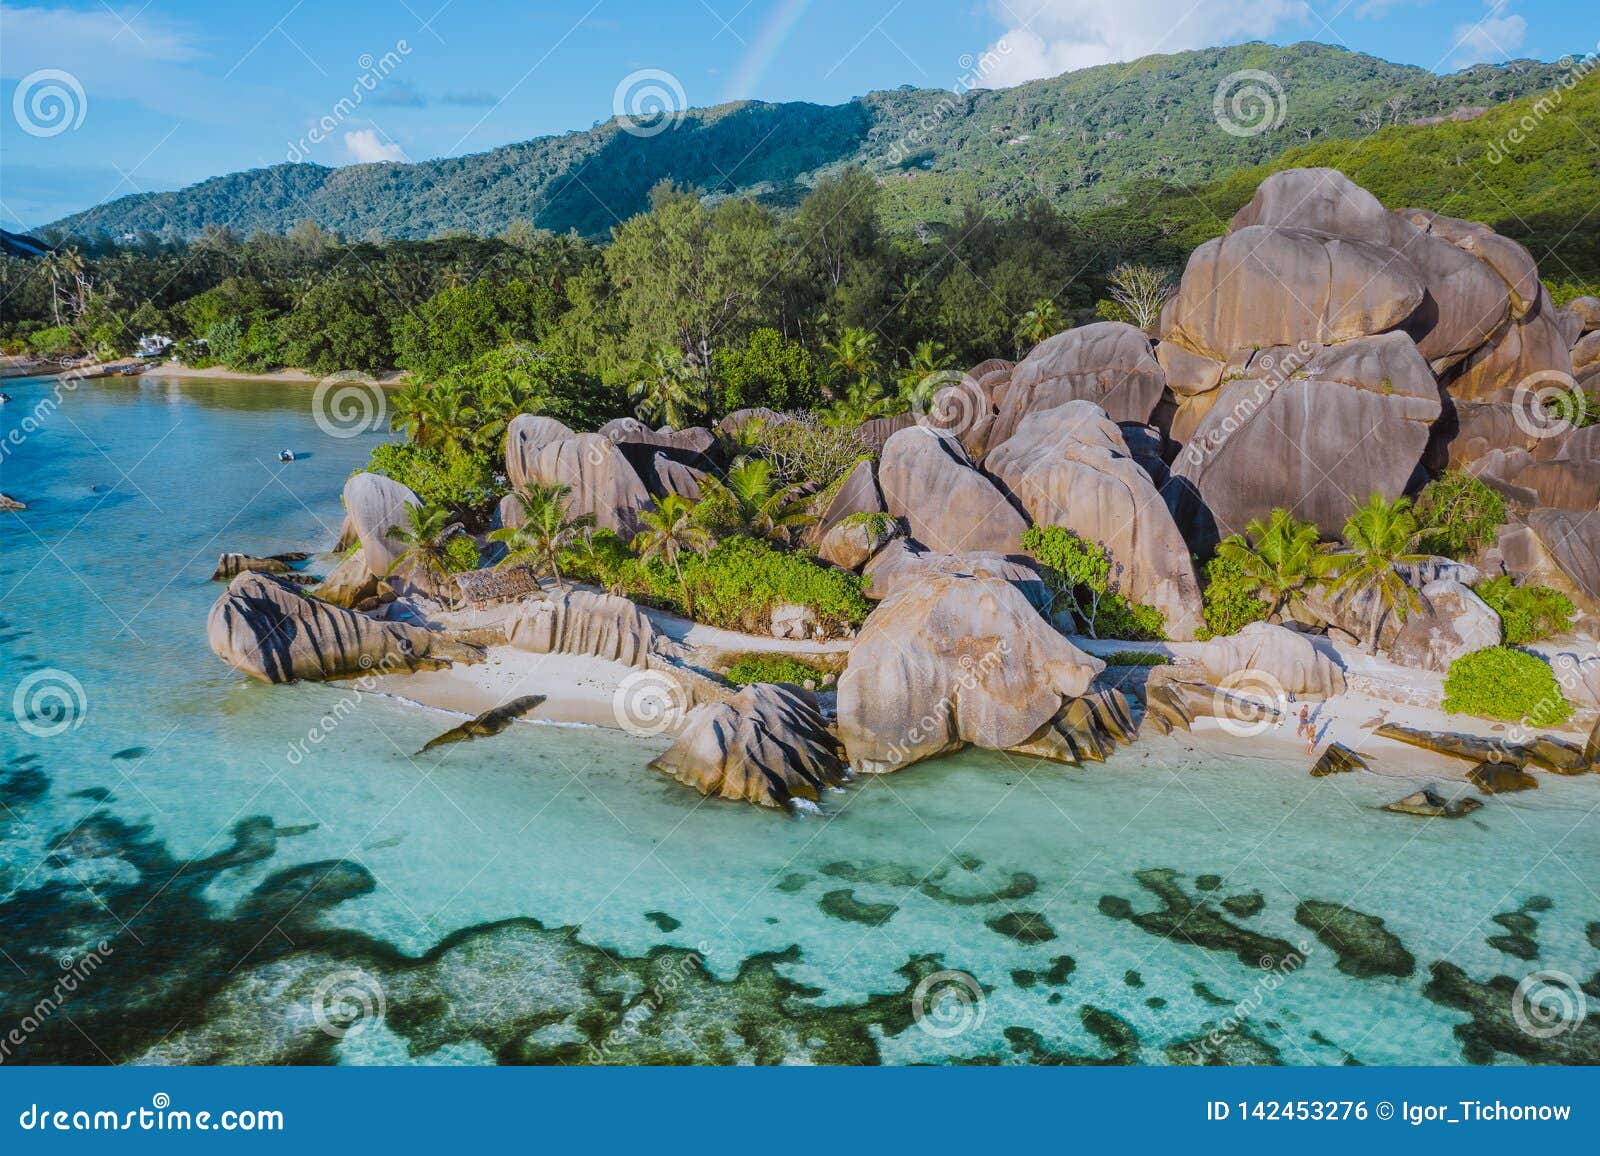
[979,0,1311,87]
[343,128,405,164]
[1451,1,1527,66]
[0,3,199,75]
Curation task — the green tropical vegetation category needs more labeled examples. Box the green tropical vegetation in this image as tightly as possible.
[1442,645,1573,726]
[1020,525,1166,641]
[722,654,832,687]
[1473,576,1576,645]
[1413,470,1506,559]
[1322,494,1431,654]
[489,482,595,588]
[1213,509,1325,619]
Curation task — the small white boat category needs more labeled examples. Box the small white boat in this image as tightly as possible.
[278,449,295,463]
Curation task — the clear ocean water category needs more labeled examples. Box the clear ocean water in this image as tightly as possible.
[1,373,1596,1066]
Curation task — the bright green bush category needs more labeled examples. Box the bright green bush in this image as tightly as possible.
[26,325,79,357]
[722,654,829,686]
[365,441,497,513]
[1197,552,1272,640]
[442,534,481,573]
[1474,576,1575,644]
[1441,646,1572,726]
[1020,523,1166,640]
[1414,470,1505,559]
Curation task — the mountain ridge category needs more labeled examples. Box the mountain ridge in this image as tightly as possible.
[43,41,1572,241]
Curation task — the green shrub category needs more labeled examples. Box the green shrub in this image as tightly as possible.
[1196,552,1272,640]
[1441,646,1572,726]
[1414,470,1505,559]
[1474,576,1575,644]
[1020,524,1166,640]
[442,534,481,573]
[365,441,497,513]
[838,511,899,538]
[1100,650,1171,666]
[722,654,829,686]
[26,325,79,358]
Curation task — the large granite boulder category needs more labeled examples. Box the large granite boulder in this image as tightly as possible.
[986,323,1164,449]
[811,458,884,539]
[1446,285,1574,401]
[853,413,916,454]
[504,432,650,538]
[1498,510,1600,612]
[649,683,847,808]
[598,417,717,458]
[342,472,422,580]
[505,415,577,491]
[1160,226,1424,362]
[504,588,661,668]
[878,426,1027,555]
[861,539,1048,609]
[819,513,900,571]
[986,400,1202,639]
[1172,333,1440,540]
[1562,296,1600,333]
[1194,621,1347,699]
[207,573,480,684]
[837,571,1107,773]
[1388,579,1501,672]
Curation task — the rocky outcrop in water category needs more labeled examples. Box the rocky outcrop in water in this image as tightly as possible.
[1382,788,1483,818]
[417,695,547,754]
[649,683,848,808]
[207,572,482,683]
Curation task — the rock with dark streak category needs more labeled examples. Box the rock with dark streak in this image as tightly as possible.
[417,695,546,754]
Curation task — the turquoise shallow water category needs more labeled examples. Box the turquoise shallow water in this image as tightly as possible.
[1,374,1597,1065]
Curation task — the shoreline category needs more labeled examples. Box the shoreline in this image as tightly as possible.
[9,356,405,388]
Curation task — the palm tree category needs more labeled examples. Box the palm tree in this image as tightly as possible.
[632,493,713,616]
[38,250,65,326]
[628,349,700,430]
[1215,509,1324,620]
[389,381,432,443]
[419,382,478,451]
[702,458,815,545]
[896,339,953,399]
[384,503,466,592]
[1323,492,1431,655]
[487,482,594,588]
[1016,298,1061,349]
[823,326,877,388]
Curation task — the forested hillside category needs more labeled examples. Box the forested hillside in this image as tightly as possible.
[44,41,1568,241]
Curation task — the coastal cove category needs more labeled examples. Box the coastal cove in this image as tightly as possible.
[2,373,1597,1066]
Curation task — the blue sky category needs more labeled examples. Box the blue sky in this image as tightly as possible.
[0,0,1593,229]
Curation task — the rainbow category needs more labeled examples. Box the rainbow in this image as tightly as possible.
[723,0,813,102]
